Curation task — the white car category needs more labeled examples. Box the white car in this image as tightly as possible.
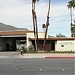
[16,40,27,50]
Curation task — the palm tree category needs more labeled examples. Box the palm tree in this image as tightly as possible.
[42,24,46,32]
[71,21,75,37]
[43,0,51,50]
[67,0,75,37]
[72,0,75,37]
[73,21,75,37]
[32,0,39,51]
[72,0,75,8]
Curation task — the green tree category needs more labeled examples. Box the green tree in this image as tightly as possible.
[71,21,75,37]
[72,0,75,8]
[42,24,46,32]
[67,0,75,37]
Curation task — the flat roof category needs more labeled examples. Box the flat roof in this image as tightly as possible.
[0,30,33,36]
[29,37,75,41]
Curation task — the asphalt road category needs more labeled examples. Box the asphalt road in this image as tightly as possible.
[0,58,74,75]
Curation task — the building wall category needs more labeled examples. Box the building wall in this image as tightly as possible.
[55,40,74,52]
[74,40,75,51]
[55,41,57,51]
[0,38,7,51]
[27,32,46,38]
[27,32,47,47]
[0,38,13,51]
[6,38,13,51]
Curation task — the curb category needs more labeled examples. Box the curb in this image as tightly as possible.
[45,57,75,59]
[19,54,75,58]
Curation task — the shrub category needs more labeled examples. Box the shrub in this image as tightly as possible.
[50,51,75,53]
[28,45,35,53]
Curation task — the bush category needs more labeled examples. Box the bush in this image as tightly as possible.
[28,45,35,53]
[50,51,75,53]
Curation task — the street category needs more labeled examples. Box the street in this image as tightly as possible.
[0,58,74,75]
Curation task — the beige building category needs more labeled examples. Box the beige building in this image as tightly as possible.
[0,30,75,52]
[55,39,74,52]
[28,33,75,52]
[26,32,48,48]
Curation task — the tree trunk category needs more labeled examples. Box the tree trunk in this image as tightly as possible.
[34,13,38,50]
[70,8,73,37]
[43,0,51,50]
[32,0,38,51]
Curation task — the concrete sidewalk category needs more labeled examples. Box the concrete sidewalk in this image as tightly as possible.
[20,53,75,58]
[0,52,20,58]
[0,52,75,58]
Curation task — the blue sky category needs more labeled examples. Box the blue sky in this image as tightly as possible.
[0,0,75,37]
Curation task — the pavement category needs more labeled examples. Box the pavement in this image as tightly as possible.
[0,58,74,75]
[0,52,20,58]
[20,53,75,58]
[0,52,75,58]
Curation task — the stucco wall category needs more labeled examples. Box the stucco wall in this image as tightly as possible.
[74,40,75,51]
[55,40,74,51]
[27,32,47,48]
[27,32,46,38]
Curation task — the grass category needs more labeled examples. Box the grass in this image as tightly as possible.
[49,51,75,53]
[24,50,75,54]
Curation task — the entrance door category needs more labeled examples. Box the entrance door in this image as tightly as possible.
[51,41,55,51]
[6,43,9,51]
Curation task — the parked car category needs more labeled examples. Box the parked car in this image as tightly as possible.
[16,40,27,51]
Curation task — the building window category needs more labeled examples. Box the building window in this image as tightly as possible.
[61,45,64,47]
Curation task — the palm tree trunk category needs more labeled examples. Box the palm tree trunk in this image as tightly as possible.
[34,13,38,50]
[43,23,48,50]
[32,0,38,51]
[32,0,35,35]
[32,0,36,50]
[70,8,73,37]
[70,8,72,24]
[43,0,50,50]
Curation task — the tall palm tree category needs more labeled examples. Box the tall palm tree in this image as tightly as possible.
[43,0,51,50]
[73,21,75,37]
[71,25,75,37]
[72,0,75,8]
[42,24,46,32]
[67,0,75,37]
[72,0,75,37]
[32,0,39,51]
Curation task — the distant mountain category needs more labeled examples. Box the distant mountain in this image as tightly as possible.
[0,22,28,31]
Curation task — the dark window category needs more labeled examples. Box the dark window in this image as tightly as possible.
[61,45,64,47]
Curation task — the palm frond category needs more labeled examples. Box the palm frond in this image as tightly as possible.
[33,0,39,2]
[67,0,75,8]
